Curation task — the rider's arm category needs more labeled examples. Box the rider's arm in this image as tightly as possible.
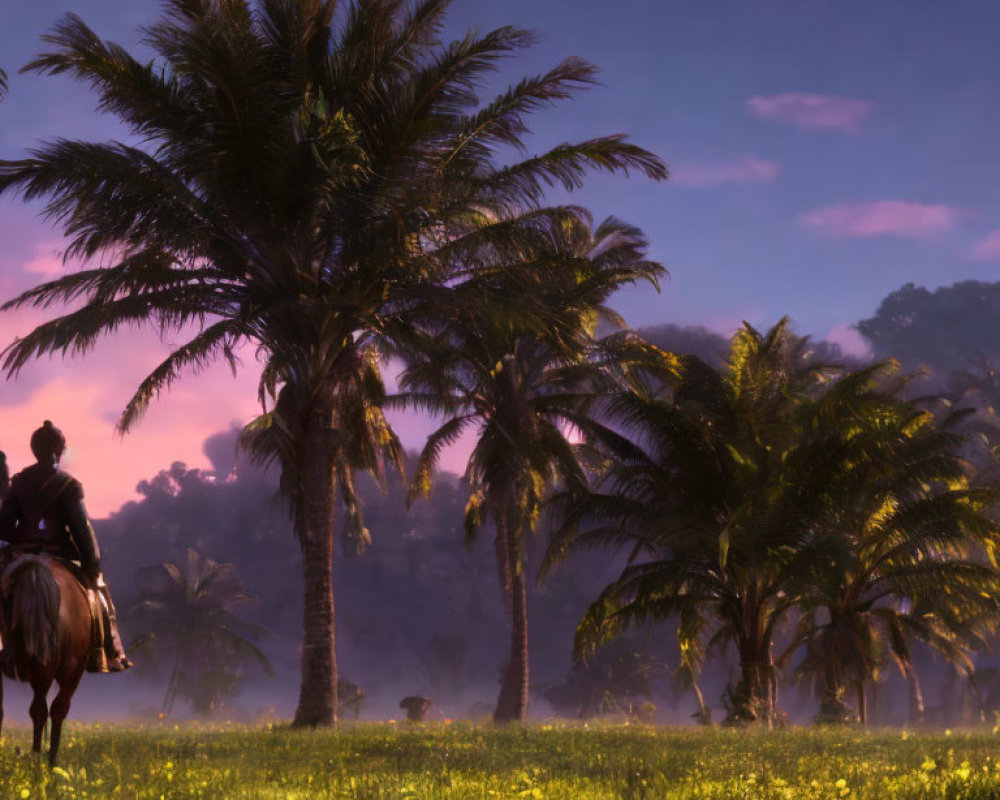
[64,481,101,577]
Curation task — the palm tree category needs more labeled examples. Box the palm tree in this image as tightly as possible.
[782,379,1000,725]
[395,217,664,722]
[0,68,7,100]
[551,319,854,726]
[130,548,273,716]
[0,0,665,725]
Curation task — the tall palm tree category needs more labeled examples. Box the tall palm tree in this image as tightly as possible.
[550,319,851,726]
[0,0,665,725]
[395,217,664,722]
[130,548,273,716]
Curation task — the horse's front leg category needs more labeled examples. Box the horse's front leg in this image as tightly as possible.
[29,682,49,755]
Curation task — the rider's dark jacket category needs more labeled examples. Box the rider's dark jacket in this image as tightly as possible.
[0,464,101,573]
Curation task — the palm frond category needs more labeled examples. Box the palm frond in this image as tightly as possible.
[119,319,244,432]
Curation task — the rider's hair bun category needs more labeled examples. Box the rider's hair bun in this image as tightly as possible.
[30,420,66,463]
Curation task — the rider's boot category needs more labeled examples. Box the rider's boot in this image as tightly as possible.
[96,577,132,672]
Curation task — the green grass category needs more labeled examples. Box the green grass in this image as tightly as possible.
[4,722,1000,799]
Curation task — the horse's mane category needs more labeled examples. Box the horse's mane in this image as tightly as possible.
[6,556,60,665]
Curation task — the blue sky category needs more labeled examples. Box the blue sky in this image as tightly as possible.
[1,0,999,512]
[5,0,1000,339]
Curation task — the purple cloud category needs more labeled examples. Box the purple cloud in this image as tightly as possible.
[800,201,963,239]
[672,156,780,187]
[969,230,1000,261]
[747,93,875,132]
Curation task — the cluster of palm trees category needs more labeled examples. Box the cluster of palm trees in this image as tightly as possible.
[547,319,1000,726]
[1,0,997,730]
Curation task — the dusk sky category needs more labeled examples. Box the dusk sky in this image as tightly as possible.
[2,0,1000,515]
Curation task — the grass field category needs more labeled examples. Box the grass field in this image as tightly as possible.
[3,722,1000,799]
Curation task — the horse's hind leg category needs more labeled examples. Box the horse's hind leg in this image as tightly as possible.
[49,671,82,766]
[29,681,50,755]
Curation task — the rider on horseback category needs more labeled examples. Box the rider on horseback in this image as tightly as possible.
[0,421,131,673]
[0,450,8,499]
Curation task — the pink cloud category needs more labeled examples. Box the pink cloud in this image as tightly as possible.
[672,156,780,187]
[0,322,265,517]
[824,323,871,359]
[24,242,68,276]
[747,93,875,132]
[800,201,963,239]
[969,230,1000,261]
[0,313,470,515]
[383,356,476,477]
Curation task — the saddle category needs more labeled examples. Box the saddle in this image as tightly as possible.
[0,553,108,676]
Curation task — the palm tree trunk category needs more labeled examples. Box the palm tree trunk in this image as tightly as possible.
[292,407,338,727]
[494,563,528,723]
[736,634,771,725]
[494,512,528,724]
[967,673,986,724]
[161,655,181,715]
[494,530,512,605]
[768,643,779,728]
[691,680,710,725]
[904,662,924,726]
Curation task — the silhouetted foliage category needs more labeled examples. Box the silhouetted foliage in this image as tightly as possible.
[639,323,865,372]
[638,324,729,367]
[338,679,365,719]
[129,548,273,716]
[858,281,1000,373]
[543,637,662,720]
[858,282,1000,491]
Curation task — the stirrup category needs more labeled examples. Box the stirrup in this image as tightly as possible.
[107,655,132,673]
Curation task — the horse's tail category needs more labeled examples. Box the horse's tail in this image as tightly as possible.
[9,558,61,666]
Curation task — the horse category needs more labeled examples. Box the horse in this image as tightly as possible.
[0,554,93,765]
